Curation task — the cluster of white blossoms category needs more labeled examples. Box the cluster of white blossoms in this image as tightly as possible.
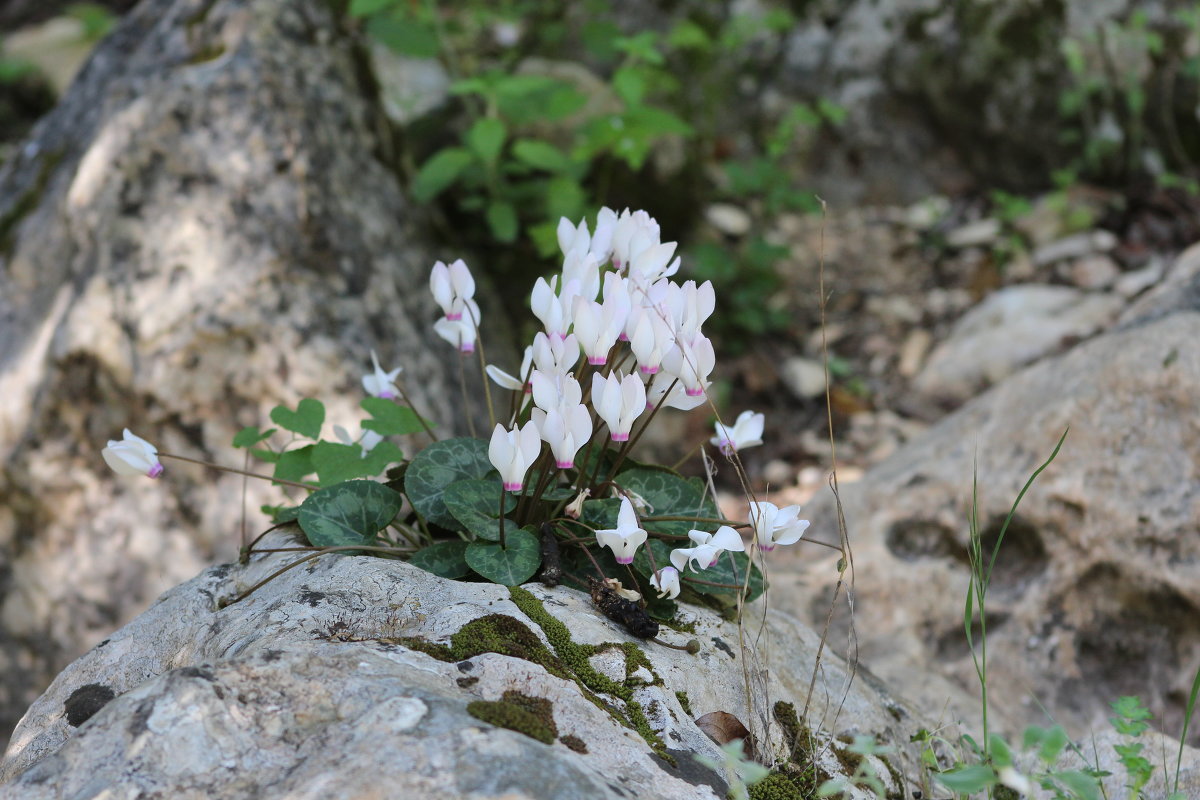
[431,207,808,598]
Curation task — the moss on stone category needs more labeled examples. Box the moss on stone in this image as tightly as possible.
[747,771,810,800]
[675,690,693,717]
[773,701,801,752]
[399,613,570,680]
[560,734,588,753]
[468,690,557,745]
[508,586,671,762]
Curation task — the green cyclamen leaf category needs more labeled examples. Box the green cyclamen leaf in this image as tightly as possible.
[233,426,276,449]
[681,549,766,603]
[409,540,471,579]
[443,478,516,541]
[465,527,541,586]
[274,445,316,484]
[1050,771,1100,800]
[405,437,495,529]
[485,200,518,243]
[360,397,432,436]
[311,441,404,487]
[269,399,324,439]
[298,480,404,549]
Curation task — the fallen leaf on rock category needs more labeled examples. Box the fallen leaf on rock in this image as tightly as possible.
[695,710,754,758]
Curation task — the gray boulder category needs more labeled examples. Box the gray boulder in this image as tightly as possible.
[774,310,1200,762]
[0,0,499,741]
[0,533,922,799]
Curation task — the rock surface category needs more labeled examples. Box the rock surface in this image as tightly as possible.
[774,311,1200,754]
[0,0,500,741]
[1,533,923,799]
[913,285,1122,404]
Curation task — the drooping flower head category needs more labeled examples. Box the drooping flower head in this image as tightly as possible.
[748,501,809,552]
[591,371,646,442]
[711,411,765,456]
[430,259,476,321]
[102,429,163,478]
[669,526,745,572]
[650,566,681,599]
[595,496,648,564]
[487,421,542,492]
[362,350,402,399]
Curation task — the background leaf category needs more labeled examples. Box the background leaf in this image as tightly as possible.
[466,527,541,585]
[270,398,324,439]
[360,397,432,436]
[486,200,518,242]
[311,441,404,486]
[233,426,276,448]
[298,480,404,549]
[412,147,474,202]
[467,117,507,165]
[274,445,316,484]
[405,437,494,529]
[410,540,471,579]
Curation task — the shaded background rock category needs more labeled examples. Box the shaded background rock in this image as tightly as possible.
[773,311,1200,745]
[0,0,505,745]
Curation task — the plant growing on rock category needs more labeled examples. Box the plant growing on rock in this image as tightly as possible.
[100,207,809,634]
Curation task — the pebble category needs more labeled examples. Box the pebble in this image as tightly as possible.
[1065,254,1120,289]
[897,329,933,377]
[780,357,827,399]
[944,218,1001,248]
[705,203,752,237]
[1113,258,1164,298]
[1032,230,1118,266]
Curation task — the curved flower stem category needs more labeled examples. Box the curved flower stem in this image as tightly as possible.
[158,452,314,491]
[470,312,496,430]
[223,545,417,606]
[395,383,439,442]
[605,378,677,482]
[497,482,508,549]
[456,353,477,438]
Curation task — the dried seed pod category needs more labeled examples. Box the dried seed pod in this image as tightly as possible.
[539,524,562,588]
[588,577,659,639]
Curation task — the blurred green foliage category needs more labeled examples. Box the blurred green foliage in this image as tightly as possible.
[347,0,841,348]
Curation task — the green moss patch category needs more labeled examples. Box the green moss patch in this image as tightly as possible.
[468,690,557,744]
[399,613,570,680]
[508,586,671,762]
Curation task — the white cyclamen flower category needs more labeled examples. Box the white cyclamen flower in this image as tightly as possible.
[595,496,648,564]
[748,501,810,552]
[629,306,675,375]
[434,313,478,354]
[102,429,163,478]
[362,349,402,399]
[572,295,626,366]
[591,371,646,442]
[531,403,592,469]
[642,372,707,412]
[488,421,542,492]
[661,334,715,397]
[532,331,580,375]
[711,411,765,456]
[670,526,745,572]
[430,259,476,320]
[650,566,681,599]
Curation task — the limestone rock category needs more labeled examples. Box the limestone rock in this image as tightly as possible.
[774,312,1200,752]
[0,0,501,741]
[913,285,1122,404]
[1,534,923,798]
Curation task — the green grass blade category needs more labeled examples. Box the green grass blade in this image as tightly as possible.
[1174,662,1200,793]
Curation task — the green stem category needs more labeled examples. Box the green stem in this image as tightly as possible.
[159,452,314,491]
[395,383,438,442]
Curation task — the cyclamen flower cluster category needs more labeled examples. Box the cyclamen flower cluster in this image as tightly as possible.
[430,207,807,582]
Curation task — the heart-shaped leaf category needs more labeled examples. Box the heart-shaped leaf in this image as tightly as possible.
[298,480,403,549]
[409,540,471,579]
[311,441,404,486]
[269,398,325,439]
[360,397,432,437]
[616,469,720,537]
[274,445,316,484]
[233,426,276,448]
[466,527,541,586]
[405,438,494,529]
[444,478,517,541]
